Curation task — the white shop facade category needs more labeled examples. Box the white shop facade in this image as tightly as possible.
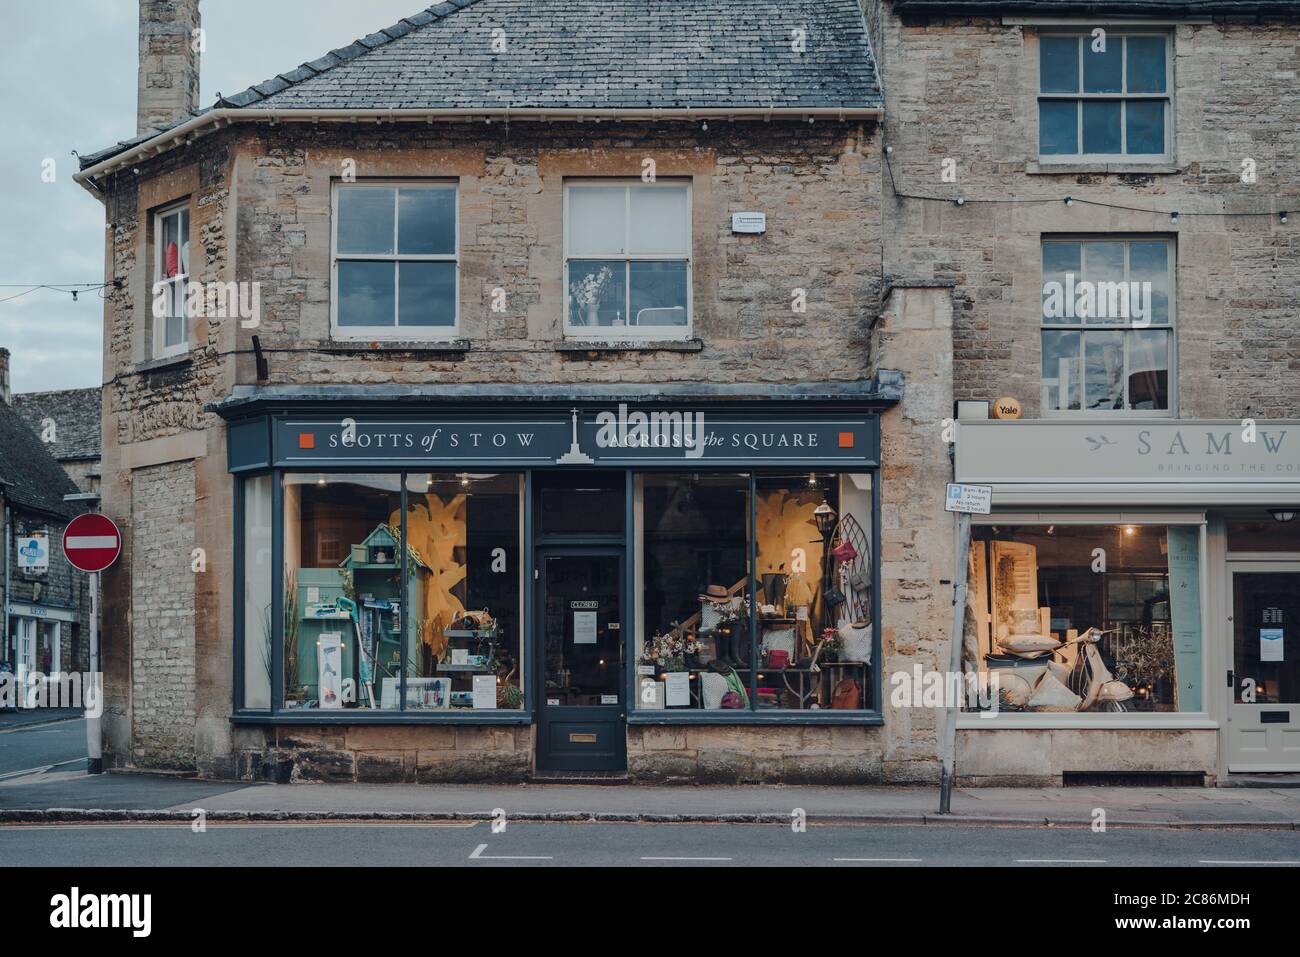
[953,418,1300,785]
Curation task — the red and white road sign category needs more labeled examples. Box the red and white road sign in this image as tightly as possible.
[62,513,122,573]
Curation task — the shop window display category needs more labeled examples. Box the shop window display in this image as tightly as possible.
[404,473,523,710]
[634,472,874,712]
[964,524,1202,713]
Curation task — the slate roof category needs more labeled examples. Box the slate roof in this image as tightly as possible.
[892,0,1300,13]
[0,401,80,520]
[81,0,881,169]
[12,388,102,463]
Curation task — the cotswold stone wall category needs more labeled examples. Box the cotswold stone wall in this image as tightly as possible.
[128,460,197,769]
[866,6,1300,418]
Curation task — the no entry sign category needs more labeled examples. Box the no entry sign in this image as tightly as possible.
[62,513,122,573]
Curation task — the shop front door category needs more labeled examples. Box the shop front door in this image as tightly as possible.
[535,549,627,772]
[1227,565,1300,772]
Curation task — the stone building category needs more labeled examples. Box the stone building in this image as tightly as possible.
[74,0,959,782]
[0,348,94,687]
[14,386,102,496]
[866,0,1300,783]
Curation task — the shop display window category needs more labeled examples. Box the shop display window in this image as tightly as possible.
[964,524,1202,714]
[634,472,875,712]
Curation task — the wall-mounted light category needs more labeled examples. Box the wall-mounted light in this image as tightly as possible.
[1281,211,1290,225]
[1124,526,1136,536]
[1170,211,1180,225]
[1269,508,1296,523]
[813,502,838,537]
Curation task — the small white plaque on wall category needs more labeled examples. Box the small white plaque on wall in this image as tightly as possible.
[731,212,767,234]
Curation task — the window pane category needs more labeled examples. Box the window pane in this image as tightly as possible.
[404,473,523,710]
[1083,241,1125,325]
[568,260,628,328]
[636,473,750,711]
[568,187,627,256]
[397,261,456,328]
[1041,241,1082,324]
[243,475,273,710]
[754,473,873,711]
[337,187,395,255]
[397,187,456,255]
[629,260,689,328]
[1041,329,1082,411]
[629,186,689,254]
[966,525,1198,713]
[161,213,181,278]
[1040,36,1080,93]
[1082,100,1122,154]
[165,313,185,349]
[1084,330,1126,410]
[337,261,396,327]
[1039,101,1079,155]
[282,474,403,710]
[536,470,624,536]
[1126,36,1167,93]
[1126,100,1165,155]
[1128,241,1171,325]
[1128,328,1169,410]
[1083,38,1123,92]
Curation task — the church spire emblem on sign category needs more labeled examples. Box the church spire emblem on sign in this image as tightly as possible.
[556,408,594,464]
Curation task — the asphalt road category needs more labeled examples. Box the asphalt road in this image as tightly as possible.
[0,717,86,779]
[3,820,1300,867]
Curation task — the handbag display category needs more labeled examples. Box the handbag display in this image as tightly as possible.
[831,540,858,562]
[766,649,790,670]
[720,691,745,709]
[831,677,862,710]
[823,585,846,607]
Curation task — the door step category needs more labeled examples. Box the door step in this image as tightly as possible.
[1221,773,1300,788]
[531,770,630,785]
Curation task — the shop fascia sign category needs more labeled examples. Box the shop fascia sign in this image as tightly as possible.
[276,405,877,467]
[956,419,1300,484]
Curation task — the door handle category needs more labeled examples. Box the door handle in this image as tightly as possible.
[1226,669,1234,689]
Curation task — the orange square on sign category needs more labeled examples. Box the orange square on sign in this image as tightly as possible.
[838,432,855,449]
[298,432,316,449]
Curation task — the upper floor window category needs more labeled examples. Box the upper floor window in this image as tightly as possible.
[564,181,691,338]
[1040,237,1174,414]
[153,202,190,359]
[331,182,458,339]
[1039,33,1171,162]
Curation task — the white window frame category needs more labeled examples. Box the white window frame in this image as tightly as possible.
[1037,31,1174,165]
[563,179,693,340]
[153,201,190,360]
[330,180,460,341]
[1040,235,1177,418]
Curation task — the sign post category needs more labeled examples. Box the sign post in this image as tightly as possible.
[939,483,991,814]
[62,513,121,775]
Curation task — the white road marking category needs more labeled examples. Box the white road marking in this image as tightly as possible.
[469,842,552,860]
[0,764,54,781]
[1199,860,1300,865]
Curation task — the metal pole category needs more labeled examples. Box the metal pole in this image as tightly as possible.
[938,511,972,814]
[86,569,102,773]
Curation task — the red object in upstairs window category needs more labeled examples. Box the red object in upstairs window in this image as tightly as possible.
[165,242,179,278]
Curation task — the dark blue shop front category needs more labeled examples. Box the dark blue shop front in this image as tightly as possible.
[221,389,892,774]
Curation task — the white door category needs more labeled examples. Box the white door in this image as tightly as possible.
[1226,564,1300,771]
[14,618,36,707]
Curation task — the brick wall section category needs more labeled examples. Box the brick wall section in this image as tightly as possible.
[129,460,196,769]
[866,6,1300,418]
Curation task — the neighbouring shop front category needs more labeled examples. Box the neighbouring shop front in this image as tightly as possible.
[955,417,1300,783]
[6,601,74,705]
[221,393,889,777]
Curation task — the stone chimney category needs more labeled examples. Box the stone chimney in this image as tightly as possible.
[137,0,201,135]
[0,347,10,405]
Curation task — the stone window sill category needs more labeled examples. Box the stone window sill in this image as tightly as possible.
[556,338,704,355]
[320,339,471,354]
[627,711,883,726]
[135,354,193,375]
[231,711,530,726]
[1026,162,1184,176]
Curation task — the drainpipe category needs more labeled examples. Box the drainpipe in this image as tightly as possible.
[3,496,11,669]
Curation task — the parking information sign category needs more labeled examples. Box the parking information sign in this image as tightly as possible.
[944,483,993,515]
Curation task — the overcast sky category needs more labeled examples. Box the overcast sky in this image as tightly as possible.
[0,0,421,394]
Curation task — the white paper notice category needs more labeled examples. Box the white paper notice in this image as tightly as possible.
[1261,628,1285,662]
[472,674,497,709]
[665,671,690,707]
[451,648,469,665]
[306,587,320,604]
[574,611,598,644]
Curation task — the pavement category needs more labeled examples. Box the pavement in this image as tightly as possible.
[3,770,1300,829]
